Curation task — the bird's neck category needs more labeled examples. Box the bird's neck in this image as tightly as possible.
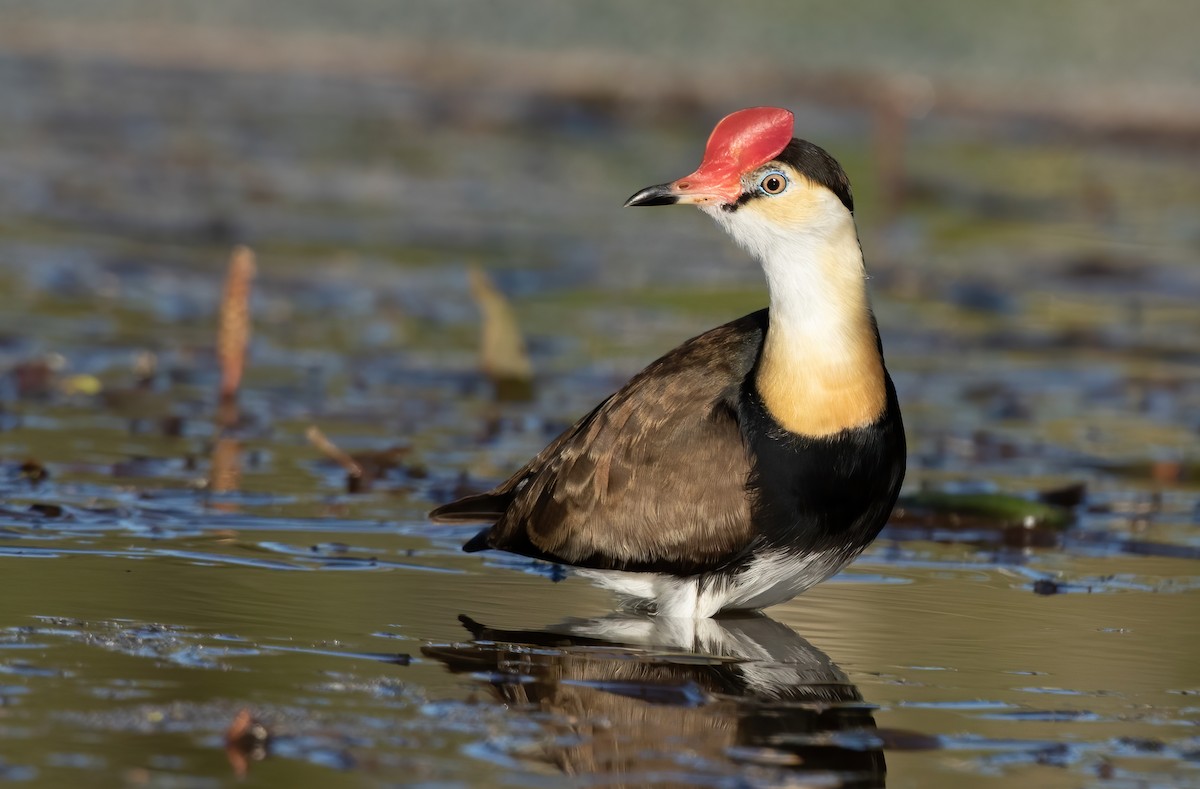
[752,211,886,438]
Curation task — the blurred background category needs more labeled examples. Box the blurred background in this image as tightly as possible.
[0,2,1198,787]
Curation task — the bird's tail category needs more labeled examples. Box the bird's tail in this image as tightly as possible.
[428,492,509,523]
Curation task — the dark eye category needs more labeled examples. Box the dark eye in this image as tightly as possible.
[759,172,787,195]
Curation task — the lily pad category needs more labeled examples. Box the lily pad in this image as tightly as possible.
[894,491,1074,530]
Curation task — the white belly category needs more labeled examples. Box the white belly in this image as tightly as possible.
[578,549,849,619]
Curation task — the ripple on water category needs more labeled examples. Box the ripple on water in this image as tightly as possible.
[0,25,1198,787]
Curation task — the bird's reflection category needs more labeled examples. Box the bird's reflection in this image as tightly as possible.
[423,613,885,787]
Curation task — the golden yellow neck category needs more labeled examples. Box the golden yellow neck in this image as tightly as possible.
[741,201,886,438]
[757,310,885,438]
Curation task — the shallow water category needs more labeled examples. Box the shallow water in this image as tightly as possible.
[1,36,1199,789]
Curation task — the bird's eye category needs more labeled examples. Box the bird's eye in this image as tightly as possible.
[759,172,788,195]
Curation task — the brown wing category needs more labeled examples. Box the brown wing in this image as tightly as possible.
[434,310,768,575]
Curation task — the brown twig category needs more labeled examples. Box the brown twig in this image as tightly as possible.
[306,425,364,479]
[468,266,534,401]
[218,245,256,404]
[209,437,242,496]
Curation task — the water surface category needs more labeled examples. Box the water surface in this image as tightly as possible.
[0,32,1198,789]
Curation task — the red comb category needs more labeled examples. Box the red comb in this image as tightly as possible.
[667,108,794,202]
[693,107,794,182]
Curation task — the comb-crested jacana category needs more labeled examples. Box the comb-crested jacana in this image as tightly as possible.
[431,107,906,618]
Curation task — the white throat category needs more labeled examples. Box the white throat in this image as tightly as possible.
[707,191,867,348]
[705,191,886,436]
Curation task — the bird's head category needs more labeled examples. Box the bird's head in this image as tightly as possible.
[625,107,855,259]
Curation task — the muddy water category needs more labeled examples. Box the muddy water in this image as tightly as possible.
[1,48,1199,788]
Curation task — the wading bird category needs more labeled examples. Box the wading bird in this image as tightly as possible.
[431,107,906,618]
